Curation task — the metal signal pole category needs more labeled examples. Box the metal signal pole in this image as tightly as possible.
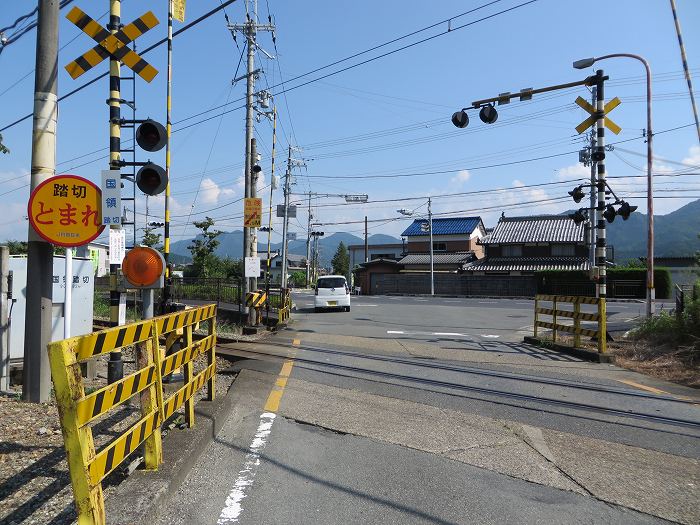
[306,192,312,286]
[24,0,58,402]
[589,88,597,275]
[593,70,608,353]
[162,0,174,311]
[107,0,124,383]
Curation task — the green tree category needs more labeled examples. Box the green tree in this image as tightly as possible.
[331,241,350,276]
[289,270,306,287]
[141,226,163,251]
[187,217,222,277]
[5,240,28,254]
[0,133,9,155]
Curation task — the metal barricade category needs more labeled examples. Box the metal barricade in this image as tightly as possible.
[48,304,217,525]
[533,294,605,353]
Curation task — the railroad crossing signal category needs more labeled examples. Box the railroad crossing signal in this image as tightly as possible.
[64,7,160,82]
[574,96,622,135]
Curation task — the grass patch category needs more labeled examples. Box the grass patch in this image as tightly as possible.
[620,304,700,387]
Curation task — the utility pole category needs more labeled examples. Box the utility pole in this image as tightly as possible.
[229,0,274,301]
[281,146,292,288]
[593,69,608,353]
[107,0,124,383]
[266,107,276,292]
[306,192,312,287]
[364,216,368,263]
[428,197,434,296]
[250,137,258,293]
[24,0,58,402]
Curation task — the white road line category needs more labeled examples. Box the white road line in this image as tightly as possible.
[218,412,276,524]
[481,334,500,338]
[414,299,428,302]
[433,332,466,336]
[477,301,498,304]
[387,330,405,334]
[355,304,378,307]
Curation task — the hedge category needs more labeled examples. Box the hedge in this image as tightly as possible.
[535,268,672,299]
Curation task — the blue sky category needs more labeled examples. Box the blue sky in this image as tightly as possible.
[1,0,699,247]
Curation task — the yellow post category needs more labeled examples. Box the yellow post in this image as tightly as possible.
[136,321,163,470]
[598,297,607,353]
[552,296,558,343]
[183,323,195,427]
[573,298,581,348]
[207,315,216,401]
[48,343,105,524]
[533,296,538,337]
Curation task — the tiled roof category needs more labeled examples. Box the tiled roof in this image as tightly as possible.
[402,217,482,237]
[462,257,590,272]
[399,252,476,265]
[480,215,584,244]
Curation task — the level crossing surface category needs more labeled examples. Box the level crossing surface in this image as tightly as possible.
[154,293,699,525]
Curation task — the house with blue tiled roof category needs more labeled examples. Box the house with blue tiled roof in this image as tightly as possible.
[401,217,486,261]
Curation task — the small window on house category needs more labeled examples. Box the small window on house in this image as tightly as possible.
[502,245,522,257]
[433,242,447,252]
[552,244,575,256]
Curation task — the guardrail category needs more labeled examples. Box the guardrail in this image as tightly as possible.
[533,294,606,353]
[48,304,217,525]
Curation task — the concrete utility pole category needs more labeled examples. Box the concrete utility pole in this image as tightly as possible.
[229,0,274,300]
[364,216,368,263]
[1,246,9,392]
[250,137,259,293]
[428,197,434,296]
[265,107,277,291]
[24,0,58,402]
[306,193,312,286]
[281,147,292,288]
[107,0,124,384]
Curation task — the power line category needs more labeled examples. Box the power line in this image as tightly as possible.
[0,0,241,133]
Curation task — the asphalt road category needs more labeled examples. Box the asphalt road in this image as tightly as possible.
[155,294,699,525]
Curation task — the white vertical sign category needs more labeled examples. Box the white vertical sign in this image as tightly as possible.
[245,256,260,278]
[109,228,126,265]
[101,170,122,227]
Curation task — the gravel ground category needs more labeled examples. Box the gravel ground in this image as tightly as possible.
[0,354,235,525]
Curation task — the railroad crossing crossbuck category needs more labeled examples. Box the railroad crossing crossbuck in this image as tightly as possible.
[64,7,160,82]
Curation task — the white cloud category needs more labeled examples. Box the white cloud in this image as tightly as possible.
[682,145,700,167]
[199,177,235,204]
[555,163,589,180]
[450,169,471,185]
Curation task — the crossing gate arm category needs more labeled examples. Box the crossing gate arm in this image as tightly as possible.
[47,303,217,525]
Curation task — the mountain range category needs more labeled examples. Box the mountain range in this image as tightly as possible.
[171,199,700,266]
[170,231,402,267]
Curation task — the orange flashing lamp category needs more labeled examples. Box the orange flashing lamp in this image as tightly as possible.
[122,246,165,289]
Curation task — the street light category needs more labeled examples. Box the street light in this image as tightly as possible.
[575,54,655,317]
[397,199,434,296]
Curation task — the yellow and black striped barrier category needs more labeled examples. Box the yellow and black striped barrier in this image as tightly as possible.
[533,294,605,353]
[48,304,216,525]
[245,291,267,308]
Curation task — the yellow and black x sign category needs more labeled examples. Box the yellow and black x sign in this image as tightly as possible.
[574,96,622,135]
[65,7,159,82]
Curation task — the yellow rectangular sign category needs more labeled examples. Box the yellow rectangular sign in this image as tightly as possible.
[173,0,186,22]
[244,198,262,228]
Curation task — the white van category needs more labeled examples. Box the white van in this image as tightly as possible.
[314,275,351,312]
